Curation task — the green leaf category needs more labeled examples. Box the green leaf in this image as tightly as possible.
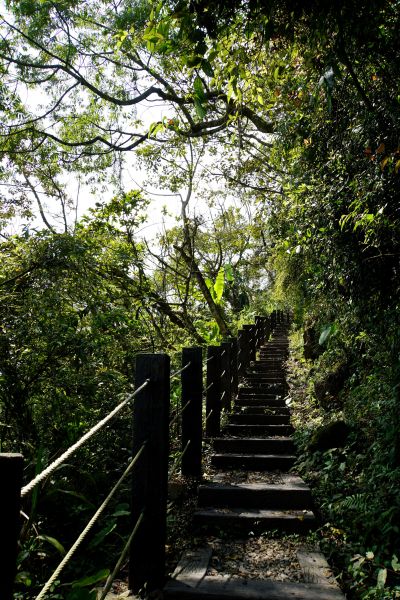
[88,521,116,549]
[194,98,206,119]
[193,76,206,103]
[201,59,214,77]
[224,264,234,283]
[392,555,400,571]
[214,267,225,303]
[149,121,165,137]
[72,569,110,588]
[15,571,32,587]
[319,325,332,345]
[377,568,387,589]
[205,277,217,301]
[37,534,66,555]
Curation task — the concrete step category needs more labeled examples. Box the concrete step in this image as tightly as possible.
[212,436,295,454]
[193,507,316,535]
[211,452,296,471]
[198,477,311,509]
[225,424,293,436]
[229,413,291,425]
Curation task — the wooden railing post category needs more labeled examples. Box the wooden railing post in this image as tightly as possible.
[264,315,271,342]
[0,453,23,600]
[181,347,202,479]
[255,316,262,348]
[243,324,256,363]
[206,346,222,437]
[230,337,239,398]
[238,328,250,377]
[129,354,170,595]
[221,341,232,412]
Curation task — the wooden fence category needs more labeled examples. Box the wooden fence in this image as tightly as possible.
[0,310,288,599]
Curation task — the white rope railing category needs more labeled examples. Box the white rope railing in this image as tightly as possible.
[35,442,147,600]
[21,380,150,497]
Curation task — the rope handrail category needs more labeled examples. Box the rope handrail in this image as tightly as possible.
[205,354,214,363]
[21,379,150,497]
[220,369,226,377]
[170,361,191,380]
[168,439,191,479]
[98,510,145,600]
[205,408,214,423]
[35,442,147,600]
[205,381,214,391]
[169,399,191,428]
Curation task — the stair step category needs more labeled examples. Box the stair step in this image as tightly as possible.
[212,436,295,454]
[229,413,290,425]
[211,452,296,471]
[241,382,285,390]
[225,424,293,436]
[193,507,316,535]
[198,478,311,508]
[236,398,286,408]
[247,365,285,371]
[243,380,286,387]
[235,406,288,414]
[238,389,285,398]
[245,374,286,381]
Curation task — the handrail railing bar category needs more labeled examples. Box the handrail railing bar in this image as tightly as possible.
[98,510,145,600]
[169,399,191,428]
[168,439,191,479]
[205,382,214,391]
[205,354,214,363]
[170,361,191,380]
[35,441,147,600]
[205,409,214,423]
[22,380,151,497]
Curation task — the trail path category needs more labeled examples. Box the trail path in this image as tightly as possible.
[165,323,345,600]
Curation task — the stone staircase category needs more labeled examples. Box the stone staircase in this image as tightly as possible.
[164,323,345,599]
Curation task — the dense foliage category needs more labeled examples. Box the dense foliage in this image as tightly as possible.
[0,0,399,597]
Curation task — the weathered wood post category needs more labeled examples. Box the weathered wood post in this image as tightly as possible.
[264,315,271,342]
[220,341,232,412]
[243,324,256,363]
[129,354,170,595]
[181,347,203,479]
[238,328,250,377]
[271,310,277,330]
[0,453,23,600]
[255,316,262,348]
[230,337,239,398]
[206,346,222,437]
